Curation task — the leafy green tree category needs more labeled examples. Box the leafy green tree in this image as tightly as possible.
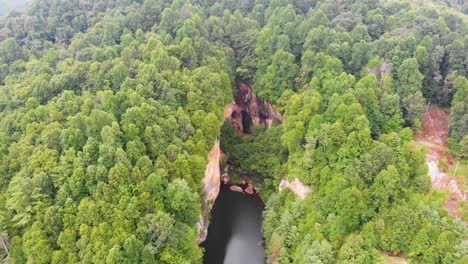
[338,234,380,264]
[397,58,426,128]
[397,58,424,97]
[354,75,383,136]
[401,91,426,130]
[449,76,468,157]
[295,240,333,264]
[108,61,129,90]
[23,222,54,263]
[257,49,299,102]
[370,166,400,213]
[447,39,466,76]
[164,179,199,226]
[0,38,25,65]
[333,187,367,236]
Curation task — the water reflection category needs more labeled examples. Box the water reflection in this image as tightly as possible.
[202,187,265,264]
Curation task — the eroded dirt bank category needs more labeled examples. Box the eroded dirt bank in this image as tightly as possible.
[415,105,466,220]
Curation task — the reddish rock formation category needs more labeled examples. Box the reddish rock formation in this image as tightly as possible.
[199,83,281,242]
[222,167,260,195]
[244,185,255,195]
[224,83,283,135]
[230,185,244,193]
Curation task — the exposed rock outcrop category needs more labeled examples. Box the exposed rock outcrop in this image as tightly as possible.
[203,140,221,203]
[197,140,221,243]
[279,178,311,200]
[244,185,255,195]
[224,83,283,134]
[222,167,259,195]
[230,185,244,193]
[199,83,280,242]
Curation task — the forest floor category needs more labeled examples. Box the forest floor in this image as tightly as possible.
[414,105,467,221]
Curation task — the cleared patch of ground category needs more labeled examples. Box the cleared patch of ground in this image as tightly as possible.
[415,105,467,221]
[278,178,311,200]
[379,252,409,264]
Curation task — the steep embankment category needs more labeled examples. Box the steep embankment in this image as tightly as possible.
[224,83,283,134]
[415,105,466,220]
[203,140,222,204]
[198,140,221,243]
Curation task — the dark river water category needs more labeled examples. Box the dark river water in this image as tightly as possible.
[202,186,265,264]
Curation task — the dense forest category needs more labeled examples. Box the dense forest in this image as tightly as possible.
[0,0,466,263]
[0,0,29,16]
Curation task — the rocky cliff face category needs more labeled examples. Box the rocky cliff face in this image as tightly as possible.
[203,140,222,203]
[197,140,221,243]
[198,83,284,243]
[224,83,283,134]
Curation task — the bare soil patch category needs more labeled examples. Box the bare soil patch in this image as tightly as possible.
[279,178,311,200]
[415,105,466,221]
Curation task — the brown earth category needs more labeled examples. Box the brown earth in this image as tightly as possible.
[415,105,466,220]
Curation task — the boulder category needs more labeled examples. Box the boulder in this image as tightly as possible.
[230,185,243,193]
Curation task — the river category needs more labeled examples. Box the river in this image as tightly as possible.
[202,185,265,264]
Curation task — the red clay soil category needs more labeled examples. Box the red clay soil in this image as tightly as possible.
[416,105,451,151]
[415,105,466,221]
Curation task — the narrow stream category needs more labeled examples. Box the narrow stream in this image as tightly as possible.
[202,185,265,264]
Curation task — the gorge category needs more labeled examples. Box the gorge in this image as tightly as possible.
[1,1,467,263]
[200,83,284,263]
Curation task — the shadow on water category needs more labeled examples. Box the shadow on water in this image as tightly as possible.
[201,185,265,264]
